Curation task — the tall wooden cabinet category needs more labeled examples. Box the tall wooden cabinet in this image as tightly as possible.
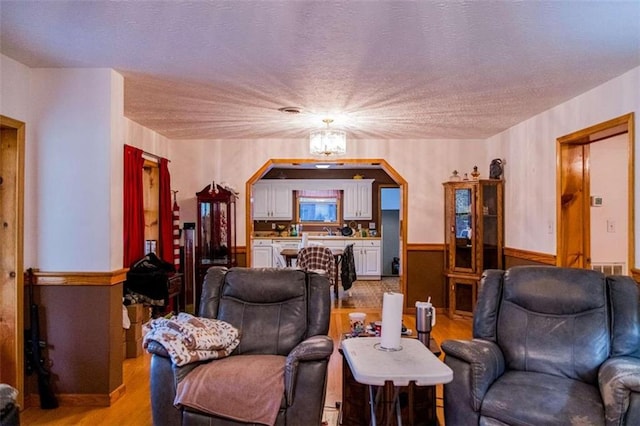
[443,179,503,317]
[196,184,237,311]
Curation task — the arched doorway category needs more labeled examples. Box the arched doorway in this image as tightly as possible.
[244,158,409,298]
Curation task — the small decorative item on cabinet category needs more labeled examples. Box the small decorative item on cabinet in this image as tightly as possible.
[449,170,461,181]
[471,166,480,180]
[489,158,504,179]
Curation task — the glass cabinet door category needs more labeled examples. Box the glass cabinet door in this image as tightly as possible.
[452,186,474,271]
[480,182,502,271]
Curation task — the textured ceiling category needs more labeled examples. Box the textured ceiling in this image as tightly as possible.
[1,1,639,140]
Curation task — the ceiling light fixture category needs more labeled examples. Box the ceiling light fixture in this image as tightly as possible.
[315,164,331,169]
[309,118,346,157]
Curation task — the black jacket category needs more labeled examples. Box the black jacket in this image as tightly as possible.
[340,244,357,290]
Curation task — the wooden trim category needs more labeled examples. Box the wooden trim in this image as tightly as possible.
[630,268,640,283]
[407,243,444,251]
[0,115,25,408]
[504,247,556,265]
[32,269,128,286]
[29,384,125,407]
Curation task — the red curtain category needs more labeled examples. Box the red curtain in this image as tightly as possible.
[123,145,145,267]
[159,158,174,265]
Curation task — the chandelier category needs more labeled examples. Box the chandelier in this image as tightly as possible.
[309,118,347,157]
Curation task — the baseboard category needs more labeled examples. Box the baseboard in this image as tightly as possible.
[27,384,126,407]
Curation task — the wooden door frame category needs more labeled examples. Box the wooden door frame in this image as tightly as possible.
[0,115,25,408]
[245,158,408,297]
[557,113,635,274]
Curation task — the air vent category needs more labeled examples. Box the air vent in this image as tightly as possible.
[591,263,626,275]
[278,106,302,114]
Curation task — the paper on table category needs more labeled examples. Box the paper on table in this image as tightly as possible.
[380,292,404,350]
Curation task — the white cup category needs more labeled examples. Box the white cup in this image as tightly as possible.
[348,312,367,336]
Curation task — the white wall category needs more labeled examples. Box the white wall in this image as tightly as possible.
[29,68,123,271]
[487,66,640,260]
[169,137,487,245]
[1,54,37,267]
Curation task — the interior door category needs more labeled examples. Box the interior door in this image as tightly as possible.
[558,143,590,268]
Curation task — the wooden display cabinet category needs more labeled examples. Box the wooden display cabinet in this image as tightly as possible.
[195,184,237,312]
[443,179,503,317]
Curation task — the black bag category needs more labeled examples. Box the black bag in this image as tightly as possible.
[125,253,175,305]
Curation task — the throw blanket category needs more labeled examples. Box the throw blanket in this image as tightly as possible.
[143,313,240,366]
[175,354,285,426]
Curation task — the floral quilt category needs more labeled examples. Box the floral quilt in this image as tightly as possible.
[143,312,240,366]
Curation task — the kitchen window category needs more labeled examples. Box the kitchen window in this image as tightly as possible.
[296,190,341,225]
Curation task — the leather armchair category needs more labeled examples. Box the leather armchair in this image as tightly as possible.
[147,267,334,426]
[442,266,640,426]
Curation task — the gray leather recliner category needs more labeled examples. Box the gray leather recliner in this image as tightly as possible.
[147,267,334,426]
[442,266,640,426]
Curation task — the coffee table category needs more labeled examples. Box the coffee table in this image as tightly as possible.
[341,337,453,426]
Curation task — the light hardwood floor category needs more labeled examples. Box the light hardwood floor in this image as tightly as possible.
[21,303,472,425]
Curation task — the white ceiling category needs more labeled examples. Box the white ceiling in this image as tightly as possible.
[1,1,639,140]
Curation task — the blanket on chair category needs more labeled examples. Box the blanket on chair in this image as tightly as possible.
[143,312,240,366]
[175,354,285,426]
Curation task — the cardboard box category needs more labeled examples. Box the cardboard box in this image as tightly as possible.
[126,303,144,323]
[142,306,152,323]
[125,323,142,341]
[126,338,143,358]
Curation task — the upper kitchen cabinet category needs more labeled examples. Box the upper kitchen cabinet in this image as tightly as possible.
[343,179,374,220]
[253,181,292,220]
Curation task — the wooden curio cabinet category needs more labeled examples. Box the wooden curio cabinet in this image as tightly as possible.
[443,179,503,317]
[196,184,237,311]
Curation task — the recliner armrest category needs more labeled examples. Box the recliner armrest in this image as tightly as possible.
[599,356,640,425]
[284,335,333,405]
[442,338,505,410]
[146,339,171,358]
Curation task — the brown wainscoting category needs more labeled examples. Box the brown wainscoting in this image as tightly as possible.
[25,270,127,407]
[504,247,556,266]
[235,246,247,267]
[406,244,446,312]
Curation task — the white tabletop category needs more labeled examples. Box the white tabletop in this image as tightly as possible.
[341,337,453,387]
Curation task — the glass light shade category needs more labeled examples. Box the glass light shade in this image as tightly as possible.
[309,128,347,157]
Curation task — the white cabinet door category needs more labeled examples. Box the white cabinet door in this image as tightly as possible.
[354,240,381,279]
[356,182,373,219]
[343,180,373,220]
[252,183,272,220]
[251,239,273,267]
[271,184,292,219]
[252,182,292,220]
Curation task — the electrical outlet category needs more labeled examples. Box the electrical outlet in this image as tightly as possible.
[271,223,276,230]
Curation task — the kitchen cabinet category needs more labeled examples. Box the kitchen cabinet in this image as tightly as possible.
[253,181,292,220]
[251,239,272,268]
[352,239,381,279]
[443,179,503,317]
[343,180,373,220]
[196,183,238,312]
